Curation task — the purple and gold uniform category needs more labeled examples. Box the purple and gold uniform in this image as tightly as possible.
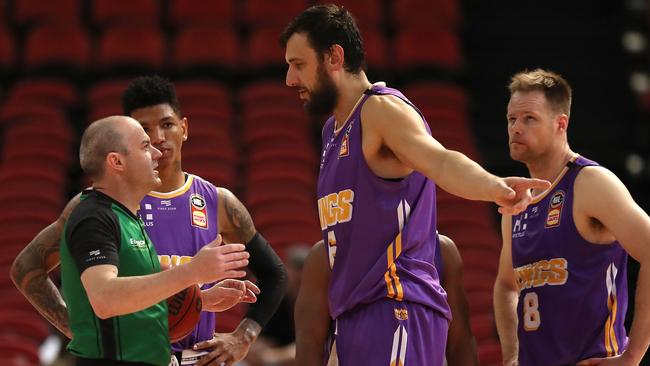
[511,156,628,365]
[139,174,219,355]
[318,84,451,365]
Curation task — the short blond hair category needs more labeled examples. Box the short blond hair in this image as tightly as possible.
[509,69,572,117]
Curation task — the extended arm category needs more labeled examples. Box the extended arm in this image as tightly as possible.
[364,95,549,214]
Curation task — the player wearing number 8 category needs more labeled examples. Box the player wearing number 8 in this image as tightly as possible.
[494,69,650,365]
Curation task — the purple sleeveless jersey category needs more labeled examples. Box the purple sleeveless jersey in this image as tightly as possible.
[139,174,219,352]
[511,156,628,365]
[317,84,451,321]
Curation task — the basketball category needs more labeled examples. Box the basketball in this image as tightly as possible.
[167,284,202,343]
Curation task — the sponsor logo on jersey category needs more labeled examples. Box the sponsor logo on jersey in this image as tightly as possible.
[546,190,565,228]
[190,194,208,229]
[161,200,172,207]
[85,249,106,262]
[338,124,352,158]
[512,212,528,238]
[394,308,409,321]
[129,238,148,250]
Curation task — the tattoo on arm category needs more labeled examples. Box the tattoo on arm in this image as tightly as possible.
[10,194,81,339]
[219,188,256,243]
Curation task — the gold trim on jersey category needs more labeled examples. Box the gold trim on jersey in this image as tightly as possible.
[385,232,404,301]
[604,263,620,356]
[529,155,580,204]
[148,174,195,199]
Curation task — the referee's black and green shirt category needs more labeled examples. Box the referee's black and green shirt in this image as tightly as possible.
[60,190,169,366]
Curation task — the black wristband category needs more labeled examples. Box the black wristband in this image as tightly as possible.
[245,233,288,328]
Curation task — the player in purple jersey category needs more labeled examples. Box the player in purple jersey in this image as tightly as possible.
[493,69,650,366]
[11,76,289,366]
[294,235,479,366]
[280,5,549,365]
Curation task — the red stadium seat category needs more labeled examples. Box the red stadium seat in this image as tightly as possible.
[392,0,461,29]
[242,0,307,28]
[175,81,232,113]
[87,79,131,110]
[13,0,80,26]
[403,82,469,111]
[92,0,160,27]
[477,339,503,364]
[246,139,317,163]
[361,26,388,70]
[242,105,310,129]
[242,124,310,146]
[470,312,497,342]
[466,289,494,315]
[23,23,91,71]
[169,0,236,26]
[5,118,76,145]
[0,290,41,315]
[95,26,165,71]
[88,104,123,122]
[0,27,15,71]
[0,337,39,366]
[0,104,65,127]
[315,0,383,28]
[248,147,317,167]
[394,27,463,71]
[240,80,302,110]
[0,193,64,215]
[173,26,239,72]
[6,79,78,107]
[0,311,50,343]
[245,26,288,69]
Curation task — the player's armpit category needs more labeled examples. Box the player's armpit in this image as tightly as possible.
[575,167,650,262]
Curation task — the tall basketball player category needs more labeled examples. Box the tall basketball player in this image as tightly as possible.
[281,5,550,365]
[494,69,650,365]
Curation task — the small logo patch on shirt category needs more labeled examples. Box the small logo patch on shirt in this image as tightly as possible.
[546,190,565,228]
[394,308,408,321]
[190,194,208,229]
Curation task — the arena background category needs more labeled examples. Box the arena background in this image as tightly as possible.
[0,0,647,365]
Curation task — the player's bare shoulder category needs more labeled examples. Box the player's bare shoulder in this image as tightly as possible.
[573,166,622,244]
[361,93,422,131]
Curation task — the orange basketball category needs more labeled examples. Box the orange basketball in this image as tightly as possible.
[167,284,202,343]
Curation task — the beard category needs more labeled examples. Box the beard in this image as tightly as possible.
[304,64,339,116]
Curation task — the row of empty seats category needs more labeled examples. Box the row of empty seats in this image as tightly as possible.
[0,0,461,29]
[0,23,463,75]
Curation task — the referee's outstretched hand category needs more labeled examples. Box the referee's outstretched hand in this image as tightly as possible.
[188,235,249,284]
